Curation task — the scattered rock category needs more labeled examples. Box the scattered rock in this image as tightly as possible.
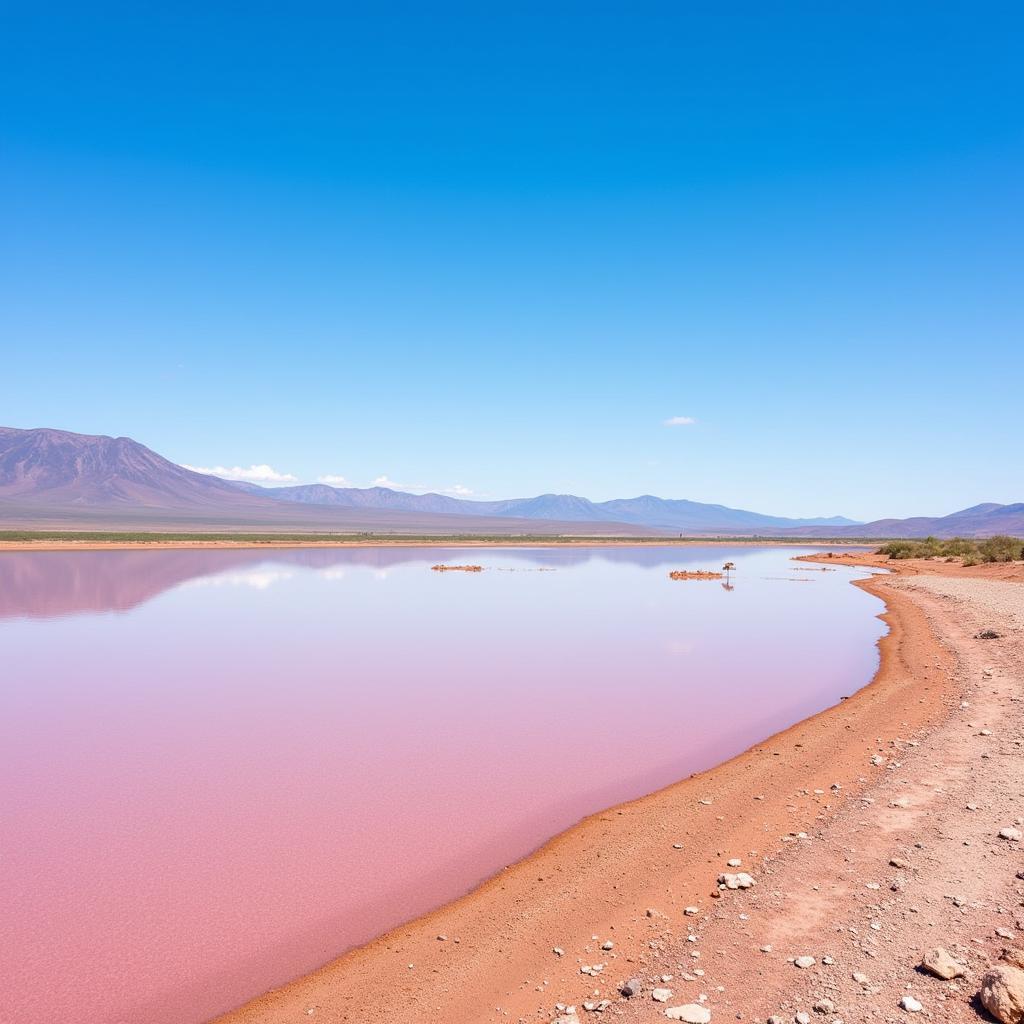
[795,1013,811,1024]
[601,940,614,951]
[976,629,1002,639]
[980,964,1024,1024]
[621,978,643,998]
[812,999,835,1014]
[684,906,701,916]
[653,988,673,1002]
[665,1006,712,1023]
[900,995,923,1013]
[921,947,965,980]
[1000,828,1023,842]
[795,956,816,969]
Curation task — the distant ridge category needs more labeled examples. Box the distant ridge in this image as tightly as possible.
[785,502,1024,539]
[1,426,1018,537]
[231,481,859,532]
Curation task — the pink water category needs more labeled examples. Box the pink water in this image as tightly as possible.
[0,546,884,1024]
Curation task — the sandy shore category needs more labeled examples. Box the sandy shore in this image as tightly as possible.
[214,554,1024,1024]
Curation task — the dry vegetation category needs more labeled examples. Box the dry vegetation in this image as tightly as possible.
[877,534,1023,565]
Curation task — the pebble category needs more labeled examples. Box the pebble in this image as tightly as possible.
[685,906,701,916]
[621,978,643,998]
[653,988,673,1002]
[795,956,816,969]
[899,996,923,1013]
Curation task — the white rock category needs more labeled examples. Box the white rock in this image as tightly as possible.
[899,996,923,1013]
[665,1005,712,1023]
[652,988,673,1002]
[684,906,700,916]
[999,827,1022,841]
[717,872,755,890]
[795,956,816,969]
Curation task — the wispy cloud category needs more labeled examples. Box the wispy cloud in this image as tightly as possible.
[317,474,350,486]
[183,463,297,483]
[663,415,696,427]
[370,475,475,496]
[371,474,405,489]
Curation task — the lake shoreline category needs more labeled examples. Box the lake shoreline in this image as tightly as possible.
[216,554,1023,1024]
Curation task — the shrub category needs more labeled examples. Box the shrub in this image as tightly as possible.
[978,535,1024,562]
[877,535,1023,563]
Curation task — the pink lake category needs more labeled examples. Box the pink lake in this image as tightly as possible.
[0,545,885,1024]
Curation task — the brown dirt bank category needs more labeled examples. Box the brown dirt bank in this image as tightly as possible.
[214,561,1024,1024]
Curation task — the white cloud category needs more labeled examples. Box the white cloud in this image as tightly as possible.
[370,475,475,496]
[663,415,696,427]
[183,463,297,483]
[371,474,405,489]
[317,474,350,486]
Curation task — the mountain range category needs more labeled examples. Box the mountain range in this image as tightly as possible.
[0,425,1020,537]
[228,480,858,532]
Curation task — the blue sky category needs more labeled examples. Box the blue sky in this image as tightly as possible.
[2,3,1021,520]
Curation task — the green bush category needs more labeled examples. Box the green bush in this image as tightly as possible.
[877,535,1023,563]
[977,535,1024,562]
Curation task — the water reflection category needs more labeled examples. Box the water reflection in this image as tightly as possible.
[0,544,781,620]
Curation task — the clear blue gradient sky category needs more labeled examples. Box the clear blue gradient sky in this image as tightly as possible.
[2,3,1021,519]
